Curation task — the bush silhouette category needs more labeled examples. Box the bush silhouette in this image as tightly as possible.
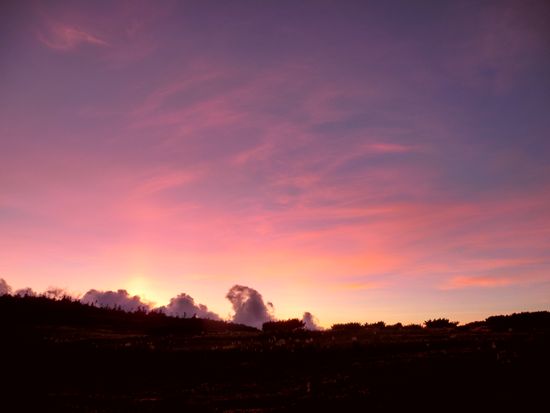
[424,318,459,328]
[331,322,363,332]
[485,311,550,331]
[262,319,305,333]
[403,323,423,330]
[365,321,386,329]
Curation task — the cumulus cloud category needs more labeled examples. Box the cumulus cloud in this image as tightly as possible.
[226,285,274,328]
[15,287,36,297]
[81,289,150,312]
[302,312,322,331]
[0,278,12,296]
[4,278,321,331]
[157,293,220,320]
[43,287,71,300]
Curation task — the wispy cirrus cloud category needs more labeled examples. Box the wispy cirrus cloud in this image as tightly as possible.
[132,168,203,197]
[32,1,170,62]
[38,22,108,51]
[2,0,549,325]
[442,276,516,290]
[441,1,549,92]
[337,281,389,291]
[361,143,418,154]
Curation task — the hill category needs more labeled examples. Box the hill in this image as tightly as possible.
[0,294,256,335]
[0,295,549,412]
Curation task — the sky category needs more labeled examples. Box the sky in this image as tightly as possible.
[1,0,549,327]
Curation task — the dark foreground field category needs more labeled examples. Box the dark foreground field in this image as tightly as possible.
[1,296,549,412]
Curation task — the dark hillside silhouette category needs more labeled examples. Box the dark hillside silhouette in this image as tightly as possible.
[1,295,549,411]
[0,294,256,335]
[485,311,550,331]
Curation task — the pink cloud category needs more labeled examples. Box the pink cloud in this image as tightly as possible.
[361,143,417,154]
[2,1,549,325]
[442,2,548,92]
[442,276,516,290]
[336,281,389,291]
[38,22,108,51]
[33,2,170,63]
[132,168,203,197]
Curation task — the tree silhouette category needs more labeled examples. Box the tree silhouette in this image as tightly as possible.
[262,319,305,333]
[331,322,363,331]
[424,318,459,328]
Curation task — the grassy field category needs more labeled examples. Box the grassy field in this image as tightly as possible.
[1,296,548,412]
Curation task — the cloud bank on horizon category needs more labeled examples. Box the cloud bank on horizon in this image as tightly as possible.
[0,278,11,296]
[81,289,149,312]
[157,292,221,320]
[1,1,550,324]
[0,278,319,328]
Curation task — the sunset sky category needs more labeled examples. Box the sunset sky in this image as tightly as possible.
[1,0,549,326]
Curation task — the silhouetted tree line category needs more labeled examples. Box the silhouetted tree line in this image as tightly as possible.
[424,318,459,328]
[327,313,550,332]
[484,311,550,331]
[0,294,256,335]
[2,294,548,335]
[331,322,363,331]
[330,321,422,332]
[262,318,305,333]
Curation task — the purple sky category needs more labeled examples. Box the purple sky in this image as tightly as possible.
[1,0,549,325]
